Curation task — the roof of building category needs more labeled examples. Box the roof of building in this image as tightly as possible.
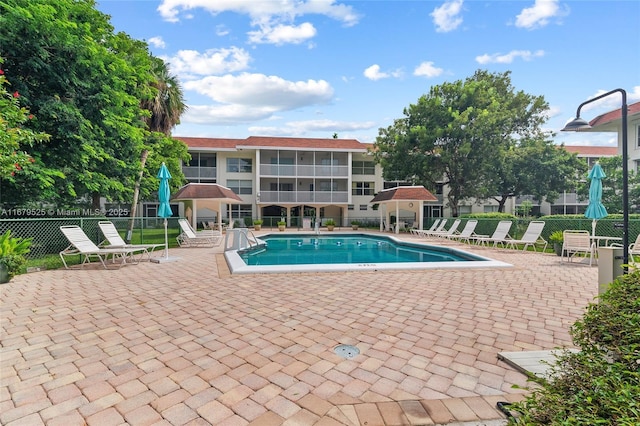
[370,186,438,203]
[563,145,618,157]
[590,101,640,127]
[175,135,372,151]
[173,137,242,151]
[172,183,243,203]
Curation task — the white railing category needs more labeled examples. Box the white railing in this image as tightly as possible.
[259,191,349,203]
[182,166,216,179]
[260,164,349,177]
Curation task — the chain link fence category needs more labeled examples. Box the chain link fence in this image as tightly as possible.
[0,217,181,260]
[2,215,639,261]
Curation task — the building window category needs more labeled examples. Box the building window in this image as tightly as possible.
[483,205,498,213]
[227,179,252,195]
[229,204,253,220]
[352,161,375,175]
[352,181,374,196]
[383,181,411,189]
[637,124,640,147]
[227,158,252,173]
[318,181,338,191]
[348,204,354,210]
[359,205,368,211]
[458,205,472,215]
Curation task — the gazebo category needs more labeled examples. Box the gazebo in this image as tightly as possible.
[370,186,438,234]
[171,183,243,230]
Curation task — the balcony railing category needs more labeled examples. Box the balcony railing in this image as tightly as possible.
[260,164,349,177]
[259,191,349,203]
[182,166,216,179]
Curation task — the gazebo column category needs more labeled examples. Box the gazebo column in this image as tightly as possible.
[192,200,199,229]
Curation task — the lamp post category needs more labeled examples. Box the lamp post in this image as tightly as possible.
[561,88,628,271]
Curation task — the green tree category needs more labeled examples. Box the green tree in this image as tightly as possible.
[0,0,154,208]
[0,58,49,182]
[577,155,640,214]
[128,58,188,240]
[372,70,551,216]
[486,139,586,212]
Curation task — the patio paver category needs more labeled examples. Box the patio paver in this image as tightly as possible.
[1,231,599,424]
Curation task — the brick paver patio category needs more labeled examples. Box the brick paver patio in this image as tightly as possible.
[1,232,599,425]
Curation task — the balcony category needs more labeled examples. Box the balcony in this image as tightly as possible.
[182,166,216,179]
[259,191,349,204]
[260,164,349,177]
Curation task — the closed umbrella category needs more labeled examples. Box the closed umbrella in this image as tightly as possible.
[157,162,173,260]
[584,162,608,237]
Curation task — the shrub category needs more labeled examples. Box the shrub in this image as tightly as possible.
[509,271,640,424]
[0,230,32,280]
[549,230,564,244]
[325,219,336,226]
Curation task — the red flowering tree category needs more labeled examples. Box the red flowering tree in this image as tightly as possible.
[0,62,48,179]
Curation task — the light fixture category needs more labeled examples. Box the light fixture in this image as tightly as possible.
[408,202,414,208]
[561,88,628,271]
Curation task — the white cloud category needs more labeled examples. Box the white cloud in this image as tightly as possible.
[157,0,359,45]
[249,119,376,136]
[182,104,275,125]
[247,22,317,45]
[364,65,387,81]
[581,86,640,113]
[183,73,334,111]
[413,62,444,78]
[475,49,545,64]
[515,0,563,29]
[163,47,251,76]
[215,25,230,36]
[430,0,464,33]
[363,64,402,81]
[148,36,166,49]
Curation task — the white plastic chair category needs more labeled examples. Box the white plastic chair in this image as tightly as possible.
[562,230,596,266]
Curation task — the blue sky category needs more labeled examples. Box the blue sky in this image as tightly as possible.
[97,0,640,146]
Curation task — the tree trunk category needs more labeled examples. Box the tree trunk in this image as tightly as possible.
[127,149,149,243]
[92,192,101,210]
[447,194,459,217]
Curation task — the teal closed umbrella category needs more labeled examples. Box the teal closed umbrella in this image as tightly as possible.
[585,162,608,237]
[157,163,173,259]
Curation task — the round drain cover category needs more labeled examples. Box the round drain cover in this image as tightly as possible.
[334,344,360,359]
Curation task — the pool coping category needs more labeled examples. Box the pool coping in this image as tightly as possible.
[224,232,513,274]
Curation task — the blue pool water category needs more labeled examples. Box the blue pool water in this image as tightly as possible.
[225,233,511,274]
[240,234,477,265]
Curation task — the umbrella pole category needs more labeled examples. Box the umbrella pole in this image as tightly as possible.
[164,218,169,260]
[592,219,597,237]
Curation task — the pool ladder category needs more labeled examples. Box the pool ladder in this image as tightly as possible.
[224,228,263,251]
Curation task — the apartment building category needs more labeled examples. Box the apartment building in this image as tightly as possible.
[176,136,384,227]
[172,101,639,225]
[174,137,619,226]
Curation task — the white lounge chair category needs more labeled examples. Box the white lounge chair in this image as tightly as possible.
[98,221,164,261]
[429,219,461,239]
[59,225,139,269]
[177,219,222,247]
[627,234,640,266]
[446,220,478,244]
[505,221,548,252]
[411,219,440,236]
[421,219,448,237]
[562,230,596,266]
[474,221,513,248]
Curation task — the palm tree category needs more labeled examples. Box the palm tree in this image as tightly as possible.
[128,57,187,241]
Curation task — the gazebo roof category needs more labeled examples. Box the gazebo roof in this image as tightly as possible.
[172,183,243,204]
[370,186,438,203]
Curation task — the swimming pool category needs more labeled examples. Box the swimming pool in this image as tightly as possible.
[224,233,511,274]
